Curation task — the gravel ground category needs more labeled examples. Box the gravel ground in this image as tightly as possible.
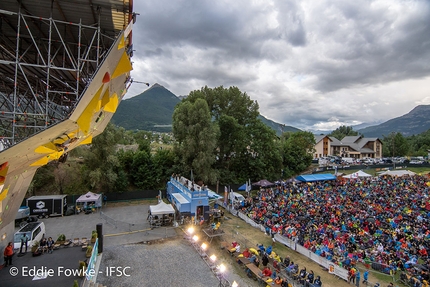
[97,239,222,287]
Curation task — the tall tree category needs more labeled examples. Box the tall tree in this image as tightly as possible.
[282,131,316,178]
[175,86,283,184]
[329,125,359,140]
[130,150,154,189]
[172,98,218,183]
[382,132,410,157]
[85,123,121,192]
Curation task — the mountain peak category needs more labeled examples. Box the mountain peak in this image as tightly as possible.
[357,104,430,137]
[149,83,163,89]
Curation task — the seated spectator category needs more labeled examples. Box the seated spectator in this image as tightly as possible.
[285,261,295,272]
[283,255,290,267]
[242,248,251,258]
[261,267,272,277]
[257,243,265,256]
[307,270,315,283]
[281,279,289,287]
[46,237,54,254]
[235,243,241,253]
[274,276,283,285]
[314,275,322,286]
[39,238,48,254]
[299,267,307,279]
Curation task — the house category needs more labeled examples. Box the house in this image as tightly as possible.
[329,135,382,159]
[313,135,332,158]
[313,135,383,159]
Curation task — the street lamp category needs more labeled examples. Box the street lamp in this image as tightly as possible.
[192,235,199,247]
[209,254,217,270]
[210,254,217,262]
[217,263,226,287]
[200,243,208,257]
[187,226,195,235]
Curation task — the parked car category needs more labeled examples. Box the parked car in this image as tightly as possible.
[410,160,424,164]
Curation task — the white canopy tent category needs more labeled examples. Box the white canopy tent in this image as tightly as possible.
[148,201,176,227]
[378,170,416,177]
[149,201,175,215]
[76,191,102,207]
[342,170,372,179]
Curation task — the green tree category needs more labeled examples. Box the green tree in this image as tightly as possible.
[382,132,409,157]
[152,149,175,187]
[282,131,316,177]
[173,98,218,184]
[84,123,121,192]
[407,130,430,156]
[176,86,284,184]
[329,125,359,140]
[130,150,154,189]
[133,130,152,153]
[237,119,282,182]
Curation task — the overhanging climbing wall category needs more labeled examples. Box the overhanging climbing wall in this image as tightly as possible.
[0,0,134,240]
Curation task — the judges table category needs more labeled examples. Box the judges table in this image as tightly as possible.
[245,263,281,287]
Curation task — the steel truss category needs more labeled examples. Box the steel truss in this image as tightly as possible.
[0,7,119,150]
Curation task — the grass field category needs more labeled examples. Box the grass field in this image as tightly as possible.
[218,210,404,287]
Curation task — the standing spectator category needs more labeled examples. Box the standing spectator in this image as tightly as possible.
[363,270,369,285]
[4,242,13,267]
[348,267,356,284]
[355,269,360,287]
[262,253,269,267]
[19,233,29,254]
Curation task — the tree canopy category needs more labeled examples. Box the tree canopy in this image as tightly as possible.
[172,86,288,185]
[328,125,359,140]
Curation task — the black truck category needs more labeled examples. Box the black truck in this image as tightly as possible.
[26,195,67,218]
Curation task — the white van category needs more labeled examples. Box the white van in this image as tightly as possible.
[229,192,246,206]
[13,221,46,250]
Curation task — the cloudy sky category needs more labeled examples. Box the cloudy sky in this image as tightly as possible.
[127,0,430,132]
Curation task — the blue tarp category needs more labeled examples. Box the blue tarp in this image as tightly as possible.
[238,183,247,191]
[296,174,337,182]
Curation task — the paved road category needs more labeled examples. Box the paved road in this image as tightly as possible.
[1,204,177,287]
[1,203,252,287]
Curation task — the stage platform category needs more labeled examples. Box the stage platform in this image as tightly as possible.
[202,227,225,243]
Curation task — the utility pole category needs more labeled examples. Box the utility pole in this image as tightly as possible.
[392,132,395,170]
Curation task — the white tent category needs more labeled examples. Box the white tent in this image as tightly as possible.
[149,201,175,215]
[76,191,102,207]
[378,170,416,177]
[342,170,372,179]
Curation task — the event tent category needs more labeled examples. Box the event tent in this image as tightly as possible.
[378,170,416,177]
[149,201,175,215]
[342,170,372,179]
[76,191,102,207]
[253,179,275,187]
[296,174,337,182]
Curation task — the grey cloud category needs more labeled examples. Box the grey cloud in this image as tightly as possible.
[130,0,430,130]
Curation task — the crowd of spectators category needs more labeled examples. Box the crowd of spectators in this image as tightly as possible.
[236,174,430,285]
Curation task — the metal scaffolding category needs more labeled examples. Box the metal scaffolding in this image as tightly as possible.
[0,0,132,150]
